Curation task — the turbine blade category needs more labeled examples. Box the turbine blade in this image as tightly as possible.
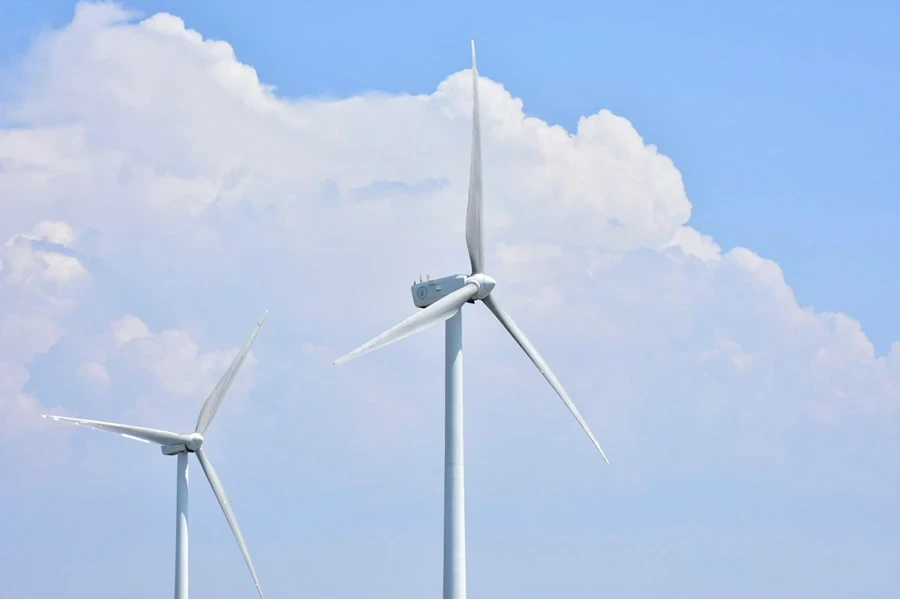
[466,38,485,274]
[334,283,479,366]
[195,311,268,435]
[481,294,610,464]
[40,415,190,446]
[195,448,263,598]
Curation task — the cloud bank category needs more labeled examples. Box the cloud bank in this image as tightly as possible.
[0,3,896,597]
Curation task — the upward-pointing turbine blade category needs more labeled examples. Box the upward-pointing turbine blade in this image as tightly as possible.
[334,283,479,366]
[40,415,190,447]
[195,448,263,599]
[466,38,485,274]
[481,294,610,464]
[195,311,268,435]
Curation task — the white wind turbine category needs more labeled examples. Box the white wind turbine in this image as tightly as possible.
[333,41,609,599]
[43,311,268,599]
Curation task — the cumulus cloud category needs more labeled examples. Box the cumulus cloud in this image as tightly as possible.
[111,314,149,347]
[0,3,691,261]
[0,224,89,433]
[63,312,260,430]
[21,220,79,247]
[0,2,894,459]
[113,314,256,400]
[75,361,110,389]
[666,225,722,262]
[0,4,897,597]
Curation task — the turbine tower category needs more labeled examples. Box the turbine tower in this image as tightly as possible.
[333,41,609,599]
[43,311,269,599]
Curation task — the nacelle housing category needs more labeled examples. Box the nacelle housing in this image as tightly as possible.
[410,274,471,308]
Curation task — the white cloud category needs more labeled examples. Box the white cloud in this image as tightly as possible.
[0,1,895,466]
[0,224,89,433]
[111,314,150,347]
[496,242,564,265]
[0,4,692,261]
[103,315,260,428]
[75,361,110,389]
[666,226,722,262]
[23,221,78,247]
[118,322,241,398]
[35,251,88,284]
[0,5,896,597]
[700,329,756,372]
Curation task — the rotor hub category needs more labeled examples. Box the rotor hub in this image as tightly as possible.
[186,432,204,452]
[466,273,496,300]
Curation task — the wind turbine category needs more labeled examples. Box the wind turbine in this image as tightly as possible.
[333,41,609,599]
[43,311,268,599]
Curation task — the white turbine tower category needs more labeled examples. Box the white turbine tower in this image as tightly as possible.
[43,311,268,599]
[333,41,609,599]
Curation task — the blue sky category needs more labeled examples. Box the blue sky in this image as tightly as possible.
[0,1,898,598]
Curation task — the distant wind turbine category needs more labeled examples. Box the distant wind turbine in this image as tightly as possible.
[333,41,609,599]
[43,311,269,599]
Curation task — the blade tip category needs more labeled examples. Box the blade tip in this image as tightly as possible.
[258,310,269,325]
[333,351,360,366]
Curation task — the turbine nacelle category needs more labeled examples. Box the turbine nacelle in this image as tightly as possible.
[411,274,471,308]
[411,273,497,309]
